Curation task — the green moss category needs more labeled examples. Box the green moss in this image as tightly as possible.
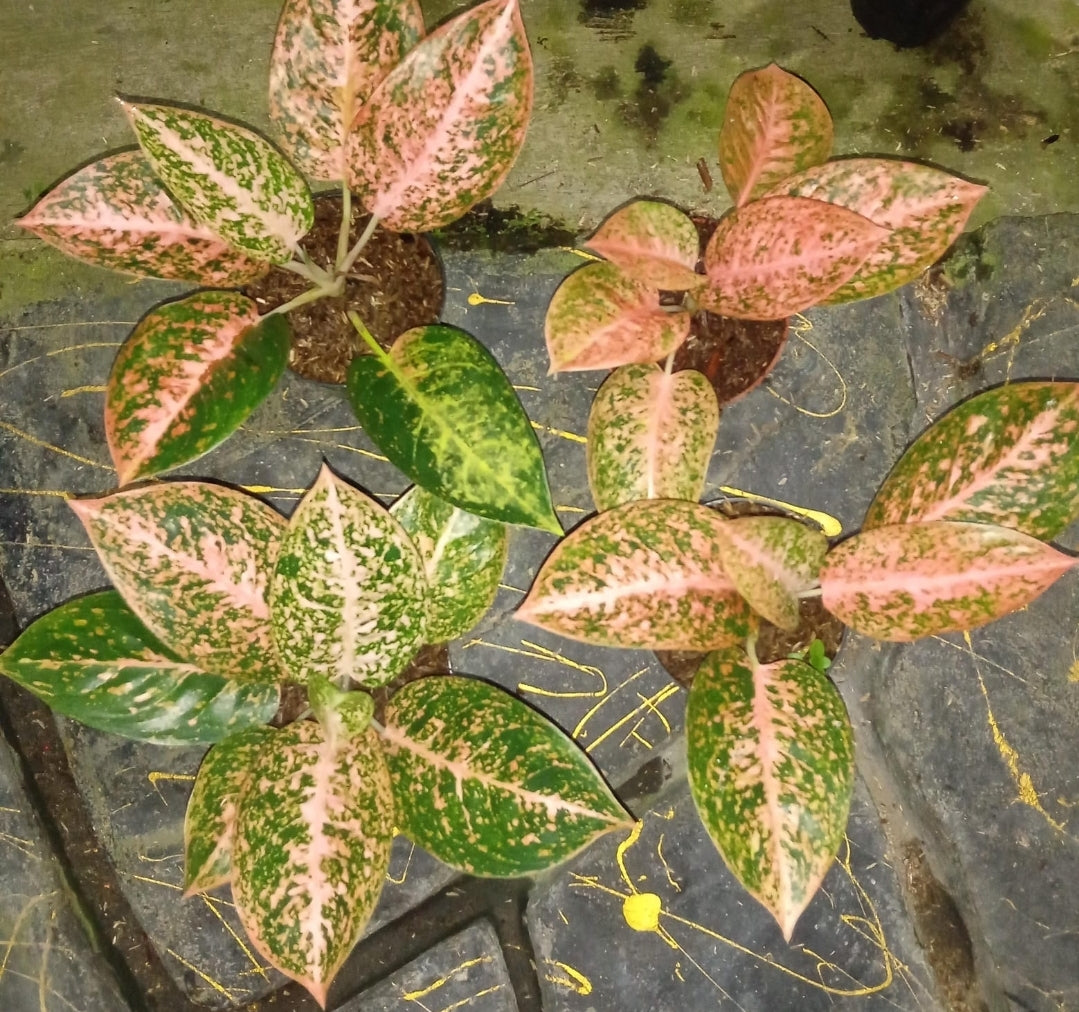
[939,228,998,287]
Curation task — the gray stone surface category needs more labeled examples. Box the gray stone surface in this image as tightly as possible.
[528,766,939,1012]
[3,197,1079,1009]
[343,921,517,1012]
[0,733,131,1012]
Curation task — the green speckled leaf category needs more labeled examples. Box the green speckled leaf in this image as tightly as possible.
[587,363,718,511]
[233,720,394,1007]
[348,0,532,232]
[391,486,507,643]
[686,645,854,940]
[382,676,633,876]
[270,465,427,687]
[269,0,425,182]
[184,725,273,894]
[585,199,704,290]
[0,592,279,745]
[517,499,753,650]
[545,261,691,372]
[820,520,1077,642]
[70,483,286,683]
[121,100,313,262]
[865,382,1079,541]
[718,63,833,207]
[348,324,560,533]
[16,150,267,284]
[105,291,290,484]
[766,158,986,304]
[716,516,828,632]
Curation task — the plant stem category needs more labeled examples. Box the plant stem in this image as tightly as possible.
[339,212,382,277]
[266,282,332,317]
[663,351,676,376]
[336,183,352,268]
[348,310,390,361]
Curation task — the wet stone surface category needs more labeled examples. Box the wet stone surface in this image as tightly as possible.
[1,217,1079,1009]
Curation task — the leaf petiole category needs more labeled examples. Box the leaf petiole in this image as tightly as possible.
[339,212,382,277]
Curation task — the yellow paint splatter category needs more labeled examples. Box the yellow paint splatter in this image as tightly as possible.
[765,316,848,419]
[466,291,514,307]
[530,419,587,443]
[623,891,663,931]
[402,956,491,1000]
[544,959,593,995]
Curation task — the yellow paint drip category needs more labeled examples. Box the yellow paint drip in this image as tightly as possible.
[544,959,593,995]
[623,891,663,932]
[716,485,842,537]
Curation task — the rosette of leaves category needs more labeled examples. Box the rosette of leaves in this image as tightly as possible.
[16,0,557,531]
[545,63,985,373]
[518,380,1079,937]
[0,466,629,1006]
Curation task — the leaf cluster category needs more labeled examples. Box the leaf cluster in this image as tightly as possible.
[545,64,986,373]
[0,468,629,1005]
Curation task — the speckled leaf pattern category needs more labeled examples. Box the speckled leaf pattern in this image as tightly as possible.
[269,0,425,182]
[517,499,753,650]
[716,516,828,632]
[717,63,833,207]
[585,199,704,291]
[70,482,286,682]
[390,485,507,643]
[184,726,273,894]
[864,382,1079,541]
[122,100,313,262]
[16,151,267,284]
[686,646,854,940]
[232,720,394,1007]
[0,592,279,745]
[587,364,718,511]
[381,676,632,875]
[270,465,427,687]
[106,291,290,484]
[767,158,987,303]
[545,262,691,372]
[348,0,532,232]
[820,521,1078,642]
[348,325,560,533]
[700,196,888,319]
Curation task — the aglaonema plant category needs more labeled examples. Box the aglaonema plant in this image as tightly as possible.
[544,63,986,372]
[17,0,561,535]
[519,355,1079,932]
[0,466,630,1006]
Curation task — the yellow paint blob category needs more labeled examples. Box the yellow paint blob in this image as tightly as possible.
[623,891,663,932]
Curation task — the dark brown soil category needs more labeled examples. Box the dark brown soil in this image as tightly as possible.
[656,497,844,688]
[245,194,444,384]
[666,214,790,407]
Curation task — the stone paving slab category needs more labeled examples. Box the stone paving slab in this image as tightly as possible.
[528,766,938,1011]
[2,217,1079,1010]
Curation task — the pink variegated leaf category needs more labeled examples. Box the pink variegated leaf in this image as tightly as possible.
[233,720,394,1008]
[700,196,889,320]
[687,645,854,940]
[269,465,427,688]
[269,0,425,182]
[587,363,719,511]
[16,151,267,284]
[121,100,313,263]
[865,382,1079,541]
[585,199,704,291]
[546,262,691,373]
[69,482,286,682]
[382,676,633,875]
[348,0,532,232]
[766,158,987,303]
[184,725,274,894]
[820,521,1078,642]
[716,516,828,632]
[517,499,753,650]
[105,291,290,484]
[717,63,833,207]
